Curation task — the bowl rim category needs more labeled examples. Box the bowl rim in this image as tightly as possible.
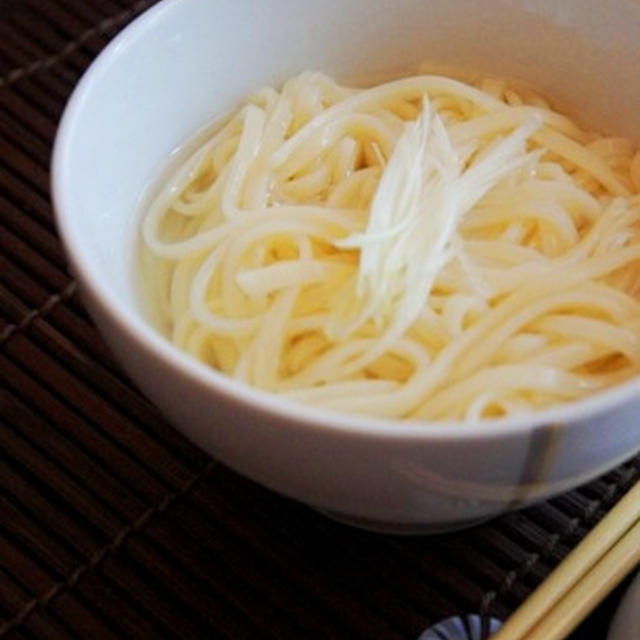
[51,0,640,443]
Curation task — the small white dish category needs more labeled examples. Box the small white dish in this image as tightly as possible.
[607,572,640,640]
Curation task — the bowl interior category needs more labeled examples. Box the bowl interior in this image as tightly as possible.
[53,0,640,429]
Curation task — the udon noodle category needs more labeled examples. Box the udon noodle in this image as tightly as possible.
[140,71,640,421]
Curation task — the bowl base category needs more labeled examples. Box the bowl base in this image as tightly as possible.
[318,510,495,535]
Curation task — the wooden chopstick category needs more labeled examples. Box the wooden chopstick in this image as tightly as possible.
[491,480,640,640]
[519,518,640,640]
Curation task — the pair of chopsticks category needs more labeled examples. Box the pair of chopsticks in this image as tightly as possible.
[491,479,640,640]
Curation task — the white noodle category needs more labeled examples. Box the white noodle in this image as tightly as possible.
[140,70,640,422]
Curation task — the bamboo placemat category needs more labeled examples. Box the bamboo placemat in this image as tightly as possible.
[1,1,639,638]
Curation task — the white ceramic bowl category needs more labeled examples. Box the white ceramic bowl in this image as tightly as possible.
[53,0,640,532]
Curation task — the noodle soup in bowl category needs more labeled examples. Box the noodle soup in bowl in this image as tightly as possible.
[53,0,640,531]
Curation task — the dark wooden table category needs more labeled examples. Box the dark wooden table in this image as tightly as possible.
[1,1,638,638]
